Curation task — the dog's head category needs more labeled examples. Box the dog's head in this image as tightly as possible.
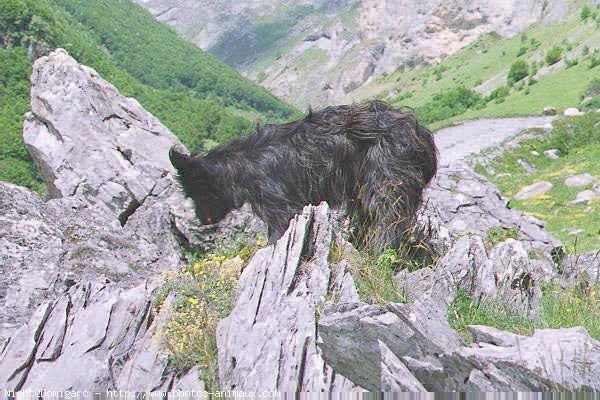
[169,145,233,225]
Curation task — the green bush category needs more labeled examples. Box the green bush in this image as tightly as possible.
[417,87,484,124]
[545,46,563,65]
[507,59,529,85]
[486,86,509,104]
[581,5,592,21]
[564,58,578,68]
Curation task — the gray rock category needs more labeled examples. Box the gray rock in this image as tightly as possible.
[544,149,561,160]
[425,164,560,253]
[561,250,600,284]
[0,182,183,340]
[564,173,597,188]
[517,158,536,173]
[514,181,552,200]
[216,203,357,391]
[399,236,551,316]
[318,300,461,391]
[572,189,600,204]
[445,327,600,390]
[24,49,180,219]
[0,282,193,391]
[564,107,584,117]
[467,325,521,346]
[0,49,214,389]
[542,106,557,115]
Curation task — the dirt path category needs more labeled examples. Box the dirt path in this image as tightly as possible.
[434,116,557,166]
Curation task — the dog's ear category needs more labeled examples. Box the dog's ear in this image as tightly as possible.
[169,145,194,172]
[169,145,215,183]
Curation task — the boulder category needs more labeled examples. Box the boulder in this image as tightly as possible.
[564,107,584,117]
[564,173,598,188]
[572,187,600,204]
[24,49,179,219]
[542,106,557,115]
[318,297,463,392]
[514,181,552,200]
[544,149,561,160]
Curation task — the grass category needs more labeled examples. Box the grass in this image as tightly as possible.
[485,226,520,248]
[351,248,407,306]
[449,283,600,344]
[152,235,266,389]
[345,241,439,306]
[480,113,600,253]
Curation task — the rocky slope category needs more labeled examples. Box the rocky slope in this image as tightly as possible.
[133,0,569,108]
[2,49,600,391]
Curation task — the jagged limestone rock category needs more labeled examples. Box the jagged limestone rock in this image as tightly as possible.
[216,202,358,391]
[398,235,551,316]
[425,164,560,253]
[0,282,203,391]
[444,327,600,391]
[24,49,179,220]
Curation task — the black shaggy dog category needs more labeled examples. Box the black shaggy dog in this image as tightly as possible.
[170,100,437,252]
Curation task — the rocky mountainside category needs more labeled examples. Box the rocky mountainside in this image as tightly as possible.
[133,0,570,108]
[3,48,600,391]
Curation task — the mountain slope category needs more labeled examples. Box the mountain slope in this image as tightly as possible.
[133,0,571,109]
[356,5,600,128]
[0,0,297,192]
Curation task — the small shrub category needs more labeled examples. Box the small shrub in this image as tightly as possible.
[507,59,529,85]
[516,46,528,57]
[486,86,509,103]
[153,236,266,388]
[545,46,563,65]
[530,62,539,77]
[564,58,578,69]
[581,5,592,21]
[583,45,590,56]
[417,86,483,123]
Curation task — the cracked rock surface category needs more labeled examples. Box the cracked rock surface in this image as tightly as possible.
[0,49,206,389]
[217,202,359,391]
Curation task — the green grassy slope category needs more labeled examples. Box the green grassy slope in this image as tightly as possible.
[478,113,600,253]
[355,6,600,129]
[0,0,297,192]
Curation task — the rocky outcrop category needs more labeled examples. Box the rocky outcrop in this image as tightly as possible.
[133,0,569,108]
[0,182,179,340]
[0,49,207,389]
[217,202,358,391]
[213,202,600,391]
[24,49,182,223]
[425,164,559,253]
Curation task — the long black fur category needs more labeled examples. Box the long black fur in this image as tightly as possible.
[170,100,438,252]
